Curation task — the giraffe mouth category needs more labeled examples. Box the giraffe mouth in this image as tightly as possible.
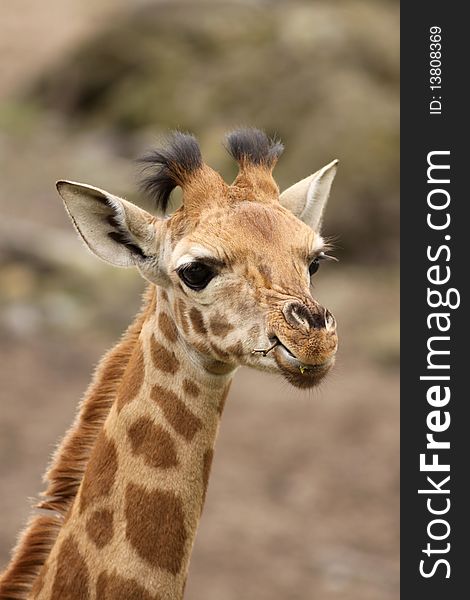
[270,336,335,389]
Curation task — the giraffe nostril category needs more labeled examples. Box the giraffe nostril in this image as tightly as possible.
[324,309,336,331]
[282,301,323,331]
[282,301,335,332]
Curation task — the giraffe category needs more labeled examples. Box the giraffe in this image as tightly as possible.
[0,128,339,600]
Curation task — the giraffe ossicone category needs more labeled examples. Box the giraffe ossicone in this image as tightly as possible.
[0,128,339,600]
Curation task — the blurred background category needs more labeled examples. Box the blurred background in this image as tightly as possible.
[0,1,399,599]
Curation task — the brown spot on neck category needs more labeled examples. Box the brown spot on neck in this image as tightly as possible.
[209,314,235,338]
[79,431,118,513]
[50,536,90,600]
[151,385,202,441]
[116,341,145,413]
[128,417,178,469]
[86,508,114,549]
[183,379,200,398]
[125,484,187,576]
[189,307,207,335]
[96,570,159,600]
[158,311,178,343]
[150,336,180,374]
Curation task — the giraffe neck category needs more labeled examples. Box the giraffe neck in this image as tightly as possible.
[34,287,232,600]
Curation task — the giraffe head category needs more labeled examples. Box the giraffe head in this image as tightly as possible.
[57,129,338,388]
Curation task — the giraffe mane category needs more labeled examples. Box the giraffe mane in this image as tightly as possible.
[0,286,155,600]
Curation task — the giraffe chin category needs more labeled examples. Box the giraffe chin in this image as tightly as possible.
[273,343,335,389]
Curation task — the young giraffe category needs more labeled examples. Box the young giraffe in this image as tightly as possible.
[0,129,339,600]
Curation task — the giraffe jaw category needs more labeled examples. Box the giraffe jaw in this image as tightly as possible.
[272,338,335,389]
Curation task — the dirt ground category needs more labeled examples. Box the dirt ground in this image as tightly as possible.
[0,2,399,598]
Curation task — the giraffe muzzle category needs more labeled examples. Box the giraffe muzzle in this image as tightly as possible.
[266,299,338,388]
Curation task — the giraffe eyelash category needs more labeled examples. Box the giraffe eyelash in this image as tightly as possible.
[308,251,339,264]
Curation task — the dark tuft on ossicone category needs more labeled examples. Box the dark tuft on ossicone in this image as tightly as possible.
[225,128,284,168]
[138,132,203,213]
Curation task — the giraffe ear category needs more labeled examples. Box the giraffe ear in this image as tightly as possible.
[56,180,160,270]
[279,159,338,231]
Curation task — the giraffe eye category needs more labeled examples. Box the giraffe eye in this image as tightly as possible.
[309,258,320,276]
[308,251,337,277]
[178,262,216,291]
